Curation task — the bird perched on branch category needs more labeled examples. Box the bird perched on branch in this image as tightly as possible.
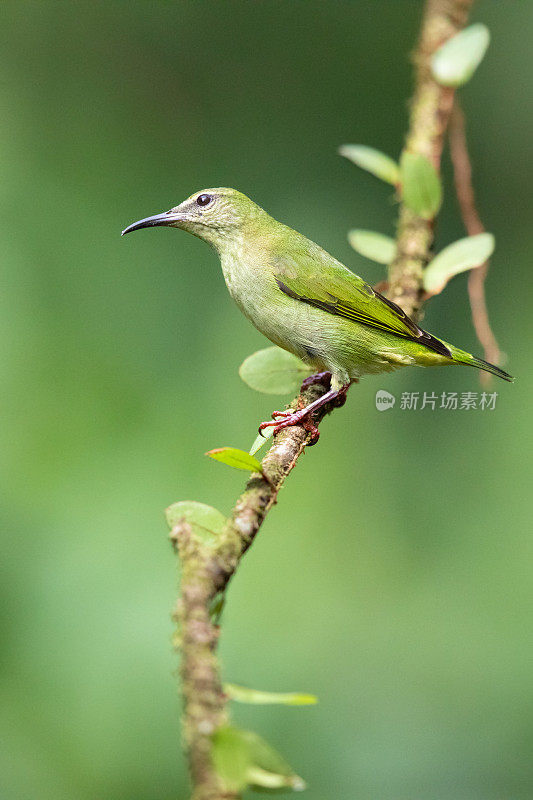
[122,188,512,439]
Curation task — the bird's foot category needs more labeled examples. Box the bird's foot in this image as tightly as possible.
[258,406,320,444]
[301,371,332,390]
[257,382,351,444]
[301,416,321,445]
[271,409,295,419]
[257,408,297,432]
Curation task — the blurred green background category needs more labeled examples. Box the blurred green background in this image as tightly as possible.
[2,2,532,798]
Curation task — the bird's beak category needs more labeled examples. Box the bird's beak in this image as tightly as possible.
[121,210,184,236]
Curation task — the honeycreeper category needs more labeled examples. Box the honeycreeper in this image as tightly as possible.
[122,188,512,438]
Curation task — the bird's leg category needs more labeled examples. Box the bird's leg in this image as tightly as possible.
[264,372,332,423]
[332,378,357,408]
[258,382,352,444]
[300,371,332,390]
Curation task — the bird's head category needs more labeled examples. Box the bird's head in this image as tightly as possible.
[121,188,266,248]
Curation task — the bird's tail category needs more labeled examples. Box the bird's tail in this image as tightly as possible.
[446,344,514,382]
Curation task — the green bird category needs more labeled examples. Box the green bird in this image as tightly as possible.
[122,188,512,438]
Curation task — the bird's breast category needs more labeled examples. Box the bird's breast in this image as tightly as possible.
[221,251,280,326]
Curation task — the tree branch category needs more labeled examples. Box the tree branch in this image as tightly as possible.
[172,2,475,798]
[171,382,341,800]
[449,101,501,381]
[387,0,475,318]
[171,522,229,800]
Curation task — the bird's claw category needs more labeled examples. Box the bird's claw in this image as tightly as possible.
[258,408,320,444]
[257,408,296,436]
[301,416,320,445]
[257,379,351,441]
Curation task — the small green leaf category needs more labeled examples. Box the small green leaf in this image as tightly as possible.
[165,501,226,545]
[212,727,305,794]
[243,729,305,791]
[206,447,263,474]
[423,232,495,295]
[339,144,400,185]
[209,592,225,624]
[400,151,442,220]
[431,24,490,87]
[249,426,275,457]
[239,347,311,395]
[211,727,251,792]
[247,766,306,791]
[224,683,317,706]
[348,229,397,264]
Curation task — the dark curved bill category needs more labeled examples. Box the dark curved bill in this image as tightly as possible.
[121,211,182,236]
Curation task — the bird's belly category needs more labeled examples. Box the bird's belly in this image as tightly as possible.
[231,284,325,363]
[246,301,416,379]
[223,264,411,382]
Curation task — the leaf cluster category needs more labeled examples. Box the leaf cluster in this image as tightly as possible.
[340,24,492,295]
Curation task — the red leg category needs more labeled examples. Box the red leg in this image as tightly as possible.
[301,371,332,390]
[332,378,357,407]
[258,383,351,442]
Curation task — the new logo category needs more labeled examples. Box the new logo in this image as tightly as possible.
[375,390,396,411]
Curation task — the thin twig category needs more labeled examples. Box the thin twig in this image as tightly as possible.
[449,101,501,383]
[173,2,476,798]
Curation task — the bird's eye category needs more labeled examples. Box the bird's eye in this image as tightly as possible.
[196,194,212,207]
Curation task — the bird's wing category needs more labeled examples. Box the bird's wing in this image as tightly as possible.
[271,249,451,357]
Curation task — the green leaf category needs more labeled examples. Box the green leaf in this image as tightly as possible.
[338,144,400,185]
[165,501,226,545]
[243,729,305,792]
[400,151,442,220]
[239,347,311,395]
[431,24,490,87]
[212,727,305,793]
[247,766,306,791]
[211,727,251,792]
[224,683,317,706]
[348,229,397,264]
[209,592,225,624]
[249,426,275,457]
[423,232,495,295]
[206,447,263,474]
